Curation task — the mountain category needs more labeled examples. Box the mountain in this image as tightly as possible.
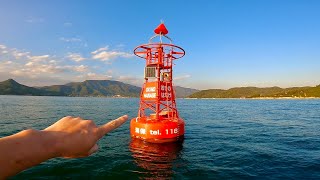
[1,79,319,98]
[174,86,199,98]
[40,80,141,97]
[189,85,320,98]
[0,79,196,98]
[0,79,141,97]
[0,79,59,96]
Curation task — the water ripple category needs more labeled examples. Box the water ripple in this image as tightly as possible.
[0,96,319,179]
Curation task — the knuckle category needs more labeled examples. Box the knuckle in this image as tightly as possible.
[110,120,117,127]
[81,129,89,135]
[81,120,96,128]
[86,120,95,126]
[93,128,99,135]
[61,116,72,120]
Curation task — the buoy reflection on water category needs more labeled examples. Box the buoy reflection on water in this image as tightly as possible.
[129,138,184,178]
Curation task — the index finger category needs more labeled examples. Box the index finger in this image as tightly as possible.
[97,115,128,138]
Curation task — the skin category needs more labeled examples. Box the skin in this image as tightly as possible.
[0,115,128,179]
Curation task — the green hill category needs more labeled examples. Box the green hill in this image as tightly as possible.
[189,85,320,98]
[0,79,196,98]
[0,79,59,96]
[0,79,141,97]
[7,78,316,99]
[174,86,199,98]
[40,80,141,97]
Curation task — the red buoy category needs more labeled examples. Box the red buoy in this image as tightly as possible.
[130,23,185,143]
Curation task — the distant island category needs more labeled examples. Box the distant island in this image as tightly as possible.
[0,79,199,98]
[189,85,320,99]
[1,79,319,99]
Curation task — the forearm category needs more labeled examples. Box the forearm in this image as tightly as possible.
[0,115,128,178]
[0,129,58,178]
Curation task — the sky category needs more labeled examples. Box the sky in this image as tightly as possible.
[0,0,320,90]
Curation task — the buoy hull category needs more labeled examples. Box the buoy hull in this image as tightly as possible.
[130,117,185,143]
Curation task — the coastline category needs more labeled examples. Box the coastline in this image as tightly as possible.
[184,97,320,100]
[1,94,320,100]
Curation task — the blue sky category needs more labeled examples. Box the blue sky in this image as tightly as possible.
[0,0,319,89]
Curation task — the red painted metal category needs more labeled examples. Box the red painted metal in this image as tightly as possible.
[154,23,169,35]
[130,23,185,143]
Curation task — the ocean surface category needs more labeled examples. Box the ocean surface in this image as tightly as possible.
[1,95,320,179]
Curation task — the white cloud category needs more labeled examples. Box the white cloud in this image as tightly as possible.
[67,53,86,62]
[77,72,112,80]
[59,37,82,42]
[9,63,65,78]
[73,65,88,72]
[0,44,91,82]
[0,61,15,72]
[11,70,25,76]
[25,62,34,66]
[28,55,50,62]
[0,43,137,86]
[33,65,64,74]
[91,46,109,55]
[0,44,6,49]
[91,48,134,61]
[12,50,30,59]
[4,61,12,65]
[0,45,8,54]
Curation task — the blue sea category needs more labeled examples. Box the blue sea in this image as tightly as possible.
[1,95,320,179]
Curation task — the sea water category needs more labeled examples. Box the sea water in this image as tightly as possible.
[0,96,319,179]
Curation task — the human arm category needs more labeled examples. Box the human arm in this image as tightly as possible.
[0,115,128,179]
